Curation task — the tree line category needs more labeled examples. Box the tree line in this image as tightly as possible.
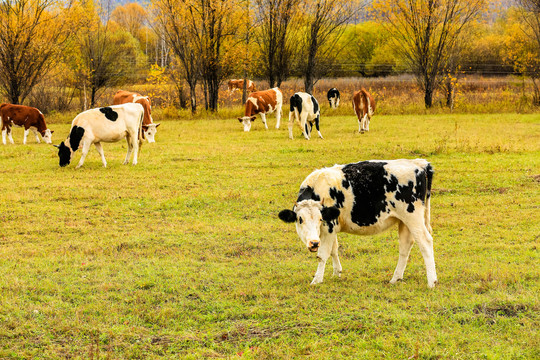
[0,0,539,112]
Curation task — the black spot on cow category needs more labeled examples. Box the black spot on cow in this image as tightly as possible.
[297,186,320,203]
[342,179,350,189]
[290,94,302,114]
[311,95,319,114]
[425,163,434,200]
[329,187,345,208]
[390,201,396,208]
[321,206,340,234]
[341,161,391,227]
[407,203,415,213]
[69,126,85,152]
[99,107,118,121]
[385,174,399,193]
[57,142,71,167]
[396,181,415,205]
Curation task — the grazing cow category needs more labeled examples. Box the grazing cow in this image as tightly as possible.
[353,88,376,133]
[278,159,437,288]
[238,87,282,132]
[112,90,160,143]
[327,88,340,109]
[228,79,256,93]
[54,103,144,169]
[0,104,53,145]
[288,92,323,140]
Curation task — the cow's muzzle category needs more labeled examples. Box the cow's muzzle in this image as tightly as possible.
[308,240,320,252]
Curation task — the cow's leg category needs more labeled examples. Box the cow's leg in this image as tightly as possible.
[362,114,369,132]
[330,234,342,277]
[275,105,281,129]
[23,128,29,144]
[390,221,415,284]
[75,141,91,169]
[301,113,310,140]
[7,127,14,144]
[314,115,323,139]
[260,113,268,130]
[311,233,334,285]
[94,142,107,167]
[32,128,41,143]
[288,111,295,140]
[1,128,6,145]
[131,133,139,165]
[407,220,437,288]
[123,135,133,165]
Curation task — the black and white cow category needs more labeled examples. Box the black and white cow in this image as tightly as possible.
[288,92,323,140]
[278,159,437,288]
[55,103,144,168]
[327,88,340,109]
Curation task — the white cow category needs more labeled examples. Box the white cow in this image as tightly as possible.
[288,92,323,140]
[279,159,437,288]
[55,103,144,168]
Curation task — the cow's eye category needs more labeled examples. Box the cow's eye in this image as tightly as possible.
[299,217,303,224]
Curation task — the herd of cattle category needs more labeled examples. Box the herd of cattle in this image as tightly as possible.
[1,82,438,288]
[235,84,376,139]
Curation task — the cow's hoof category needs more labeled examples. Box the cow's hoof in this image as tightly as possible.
[389,277,403,284]
[428,280,438,288]
[310,278,323,285]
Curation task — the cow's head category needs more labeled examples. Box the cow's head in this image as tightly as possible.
[279,200,340,252]
[54,142,72,167]
[143,123,160,143]
[42,129,54,144]
[238,116,256,132]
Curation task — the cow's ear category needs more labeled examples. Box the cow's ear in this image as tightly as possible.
[238,117,243,122]
[278,209,297,223]
[155,123,161,128]
[321,206,340,222]
[53,144,60,148]
[250,116,256,122]
[50,130,54,134]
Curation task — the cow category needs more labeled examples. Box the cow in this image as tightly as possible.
[112,90,160,143]
[278,159,437,288]
[54,103,144,169]
[327,88,340,109]
[238,87,282,132]
[353,88,376,133]
[0,104,53,145]
[228,79,256,93]
[288,92,323,140]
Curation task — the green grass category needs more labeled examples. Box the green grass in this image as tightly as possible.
[0,113,539,359]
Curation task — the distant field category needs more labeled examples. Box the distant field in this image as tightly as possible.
[0,113,539,359]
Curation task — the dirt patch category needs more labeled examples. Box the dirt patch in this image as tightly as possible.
[473,303,529,318]
[532,174,540,182]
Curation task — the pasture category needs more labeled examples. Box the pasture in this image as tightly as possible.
[0,112,539,359]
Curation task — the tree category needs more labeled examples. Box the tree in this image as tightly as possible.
[515,0,540,104]
[253,0,300,88]
[111,2,148,41]
[299,0,361,94]
[69,1,146,107]
[372,0,486,108]
[153,0,201,112]
[0,0,73,104]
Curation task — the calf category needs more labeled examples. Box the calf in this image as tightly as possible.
[278,159,437,288]
[353,88,376,133]
[55,103,144,169]
[238,87,282,132]
[288,92,323,140]
[0,104,53,145]
[327,88,340,109]
[228,79,256,93]
[113,90,160,142]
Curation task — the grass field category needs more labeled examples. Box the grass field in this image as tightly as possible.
[0,112,539,359]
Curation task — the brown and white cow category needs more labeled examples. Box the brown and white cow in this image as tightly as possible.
[279,159,437,288]
[113,90,160,142]
[228,79,256,93]
[353,88,376,133]
[0,104,53,145]
[55,103,144,169]
[238,87,282,132]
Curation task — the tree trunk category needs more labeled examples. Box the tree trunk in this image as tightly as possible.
[190,85,197,113]
[91,86,97,108]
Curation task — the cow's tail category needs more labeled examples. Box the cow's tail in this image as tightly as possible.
[138,110,144,150]
[424,163,434,234]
